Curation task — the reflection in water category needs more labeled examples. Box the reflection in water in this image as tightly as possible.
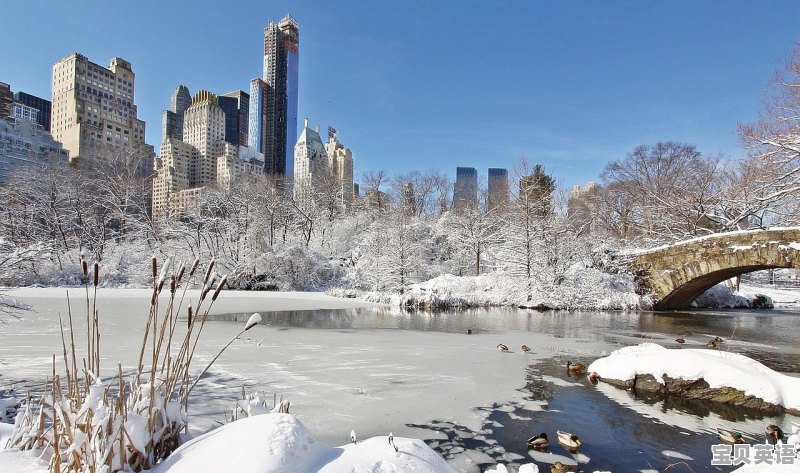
[211,307,800,372]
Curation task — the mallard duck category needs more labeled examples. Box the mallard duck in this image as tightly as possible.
[550,461,568,473]
[717,428,746,444]
[467,329,472,335]
[766,424,784,445]
[497,343,509,352]
[587,371,600,383]
[521,344,531,353]
[550,460,579,472]
[566,361,586,373]
[675,337,685,347]
[706,339,720,349]
[715,336,723,343]
[557,430,581,451]
[527,432,549,450]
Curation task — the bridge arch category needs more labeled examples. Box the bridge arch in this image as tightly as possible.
[631,228,800,310]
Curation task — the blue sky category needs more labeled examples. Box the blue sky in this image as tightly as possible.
[3,1,799,189]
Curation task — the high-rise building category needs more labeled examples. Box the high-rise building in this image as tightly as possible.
[0,103,68,182]
[568,181,600,234]
[153,90,261,218]
[162,84,191,141]
[248,78,269,156]
[293,119,328,208]
[13,92,51,131]
[487,167,509,210]
[325,128,354,211]
[50,54,153,164]
[219,90,249,146]
[0,82,13,118]
[453,167,478,211]
[262,14,299,176]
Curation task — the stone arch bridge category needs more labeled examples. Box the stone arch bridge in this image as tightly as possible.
[631,228,800,310]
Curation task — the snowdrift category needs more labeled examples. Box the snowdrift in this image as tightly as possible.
[150,413,457,473]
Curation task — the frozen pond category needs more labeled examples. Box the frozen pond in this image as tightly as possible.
[212,306,800,472]
[1,288,799,472]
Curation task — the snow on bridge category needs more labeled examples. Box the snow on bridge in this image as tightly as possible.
[631,227,800,310]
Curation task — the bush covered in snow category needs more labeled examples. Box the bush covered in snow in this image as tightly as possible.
[4,257,265,472]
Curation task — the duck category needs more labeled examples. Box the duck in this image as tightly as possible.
[766,424,784,445]
[566,361,586,373]
[706,339,720,349]
[715,336,723,343]
[521,344,531,353]
[550,461,570,473]
[467,329,472,335]
[675,337,685,347]
[717,428,746,444]
[556,430,581,451]
[497,343,509,352]
[527,432,549,450]
[587,371,600,383]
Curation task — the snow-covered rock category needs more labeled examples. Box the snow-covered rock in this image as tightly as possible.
[588,343,800,413]
[150,413,457,473]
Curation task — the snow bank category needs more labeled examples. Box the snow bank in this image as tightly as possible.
[150,413,457,473]
[358,268,651,311]
[692,284,751,309]
[588,343,800,411]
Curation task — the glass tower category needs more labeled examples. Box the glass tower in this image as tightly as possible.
[262,14,299,177]
[453,167,478,211]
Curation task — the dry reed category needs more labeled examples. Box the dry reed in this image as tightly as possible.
[8,256,259,472]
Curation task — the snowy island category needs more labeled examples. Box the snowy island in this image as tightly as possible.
[588,343,800,415]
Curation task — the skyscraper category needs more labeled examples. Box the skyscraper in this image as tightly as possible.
[162,85,191,141]
[293,119,327,208]
[262,14,299,176]
[487,167,509,210]
[50,54,153,163]
[325,128,354,211]
[453,167,478,211]
[248,78,269,158]
[152,90,260,218]
[218,90,250,146]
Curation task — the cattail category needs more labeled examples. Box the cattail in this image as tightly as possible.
[188,258,200,278]
[176,263,186,282]
[93,262,99,287]
[203,260,215,285]
[82,260,89,279]
[211,275,228,301]
[170,276,177,294]
[151,255,158,279]
[157,258,172,287]
[202,271,218,300]
[187,306,193,328]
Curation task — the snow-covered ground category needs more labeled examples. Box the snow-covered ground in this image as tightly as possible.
[350,268,651,311]
[739,282,800,308]
[151,413,458,473]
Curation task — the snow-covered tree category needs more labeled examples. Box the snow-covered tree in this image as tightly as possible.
[737,43,800,228]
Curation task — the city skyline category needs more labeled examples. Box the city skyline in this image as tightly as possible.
[3,1,800,188]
